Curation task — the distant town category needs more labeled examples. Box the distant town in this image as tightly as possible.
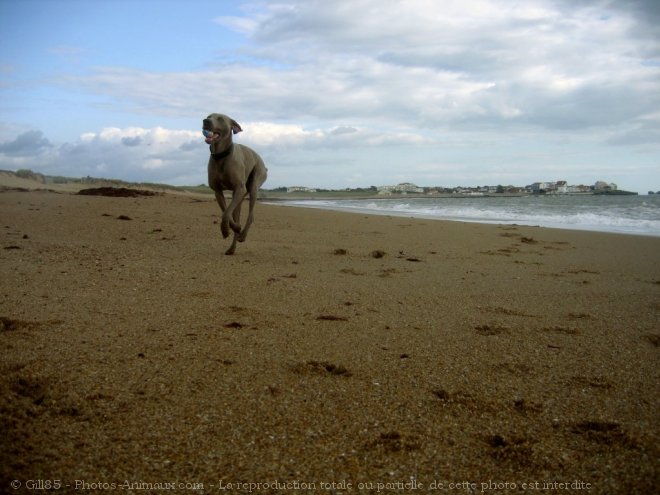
[274,180,640,196]
[3,169,650,197]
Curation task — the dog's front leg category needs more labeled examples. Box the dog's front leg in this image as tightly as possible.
[223,185,247,236]
[225,232,239,256]
[225,198,243,255]
[214,191,231,238]
[223,187,246,255]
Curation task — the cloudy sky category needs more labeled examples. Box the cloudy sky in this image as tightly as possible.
[1,0,658,192]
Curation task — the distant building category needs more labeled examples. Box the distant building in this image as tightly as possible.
[377,182,424,194]
[531,180,583,194]
[567,184,591,193]
[452,187,483,196]
[594,181,617,191]
[530,182,550,193]
[286,186,317,193]
[556,181,568,194]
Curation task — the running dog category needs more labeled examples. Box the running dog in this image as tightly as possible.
[203,113,268,255]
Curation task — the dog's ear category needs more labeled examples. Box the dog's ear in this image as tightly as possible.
[230,119,243,134]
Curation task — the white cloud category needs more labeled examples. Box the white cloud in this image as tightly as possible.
[242,122,323,147]
[240,122,428,149]
[0,130,53,156]
[0,122,432,186]
[51,0,658,138]
[0,126,207,184]
[213,16,258,35]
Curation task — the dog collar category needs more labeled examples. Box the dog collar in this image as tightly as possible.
[210,143,233,161]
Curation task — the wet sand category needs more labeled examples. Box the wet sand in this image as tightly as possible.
[1,189,658,494]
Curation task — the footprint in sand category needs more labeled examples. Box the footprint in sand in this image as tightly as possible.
[481,306,535,317]
[513,398,543,415]
[569,376,613,390]
[366,431,421,453]
[289,360,352,377]
[0,316,62,332]
[569,421,637,448]
[316,314,349,322]
[485,434,534,466]
[567,312,594,320]
[339,268,365,276]
[432,389,493,413]
[475,324,508,335]
[378,268,397,278]
[223,321,245,329]
[542,325,579,335]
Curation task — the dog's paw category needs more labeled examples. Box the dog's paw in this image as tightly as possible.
[237,231,247,242]
[221,222,230,239]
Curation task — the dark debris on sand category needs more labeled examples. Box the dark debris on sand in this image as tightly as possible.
[78,187,159,198]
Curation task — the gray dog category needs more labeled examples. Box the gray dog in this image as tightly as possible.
[203,113,268,255]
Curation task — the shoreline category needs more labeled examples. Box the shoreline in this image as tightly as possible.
[264,196,660,239]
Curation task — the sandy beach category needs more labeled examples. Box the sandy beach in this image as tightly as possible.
[1,187,658,494]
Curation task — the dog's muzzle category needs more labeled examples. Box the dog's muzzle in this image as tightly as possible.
[203,128,221,145]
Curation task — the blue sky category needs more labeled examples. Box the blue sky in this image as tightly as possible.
[1,0,659,192]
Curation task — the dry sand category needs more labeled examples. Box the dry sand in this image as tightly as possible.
[1,188,658,494]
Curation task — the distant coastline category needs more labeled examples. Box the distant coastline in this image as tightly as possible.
[272,179,641,198]
[260,190,639,201]
[0,168,647,199]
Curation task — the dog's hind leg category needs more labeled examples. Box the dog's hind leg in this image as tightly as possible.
[238,167,267,243]
[237,192,256,243]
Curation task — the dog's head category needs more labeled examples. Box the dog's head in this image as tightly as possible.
[202,113,242,146]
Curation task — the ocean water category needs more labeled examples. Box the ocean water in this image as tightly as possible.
[279,194,660,237]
